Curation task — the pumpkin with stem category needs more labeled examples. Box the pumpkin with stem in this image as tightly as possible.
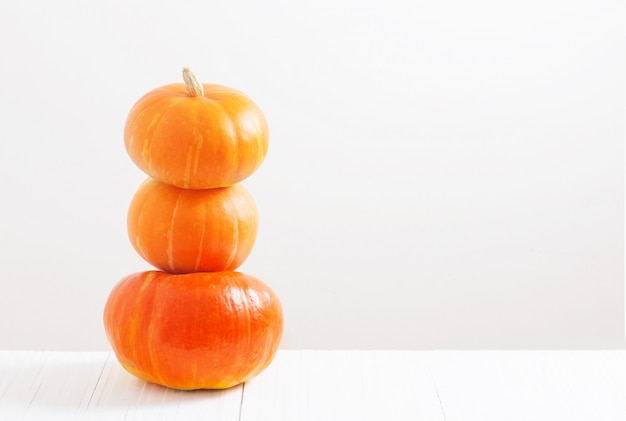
[124,68,269,189]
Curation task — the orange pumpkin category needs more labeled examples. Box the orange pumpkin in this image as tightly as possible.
[127,178,258,274]
[124,68,269,189]
[103,270,283,390]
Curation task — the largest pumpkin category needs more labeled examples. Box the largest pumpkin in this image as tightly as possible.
[124,68,269,189]
[103,270,283,390]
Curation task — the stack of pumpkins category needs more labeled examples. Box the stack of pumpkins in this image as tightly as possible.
[103,68,283,390]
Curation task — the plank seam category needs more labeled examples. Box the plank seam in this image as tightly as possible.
[238,382,246,421]
[432,378,448,421]
[24,352,49,415]
[84,352,110,412]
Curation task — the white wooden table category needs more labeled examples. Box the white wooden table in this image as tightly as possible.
[1,350,626,420]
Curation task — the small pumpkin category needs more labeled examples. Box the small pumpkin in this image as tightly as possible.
[124,68,269,189]
[103,270,283,390]
[127,178,258,274]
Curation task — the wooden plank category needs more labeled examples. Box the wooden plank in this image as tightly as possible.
[424,351,626,421]
[0,351,50,420]
[595,350,626,398]
[364,351,447,420]
[0,351,242,420]
[240,350,445,421]
[84,353,242,420]
[554,351,626,419]
[0,351,108,420]
[425,351,574,420]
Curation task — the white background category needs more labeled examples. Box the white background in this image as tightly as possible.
[0,0,623,351]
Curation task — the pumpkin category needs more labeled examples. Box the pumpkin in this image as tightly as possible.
[124,68,269,189]
[127,178,258,274]
[103,270,283,390]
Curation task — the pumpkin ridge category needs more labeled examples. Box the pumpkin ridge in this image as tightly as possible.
[128,272,156,373]
[240,278,253,381]
[125,97,167,167]
[220,94,268,182]
[147,96,185,178]
[222,190,240,269]
[183,102,205,189]
[192,195,208,272]
[166,189,184,272]
[146,275,166,386]
[208,97,240,182]
[130,181,151,258]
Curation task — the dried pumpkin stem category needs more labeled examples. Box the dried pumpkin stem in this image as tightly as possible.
[182,67,204,97]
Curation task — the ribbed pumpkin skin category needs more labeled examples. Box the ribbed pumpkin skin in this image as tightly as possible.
[124,83,269,189]
[103,271,283,390]
[127,179,258,274]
